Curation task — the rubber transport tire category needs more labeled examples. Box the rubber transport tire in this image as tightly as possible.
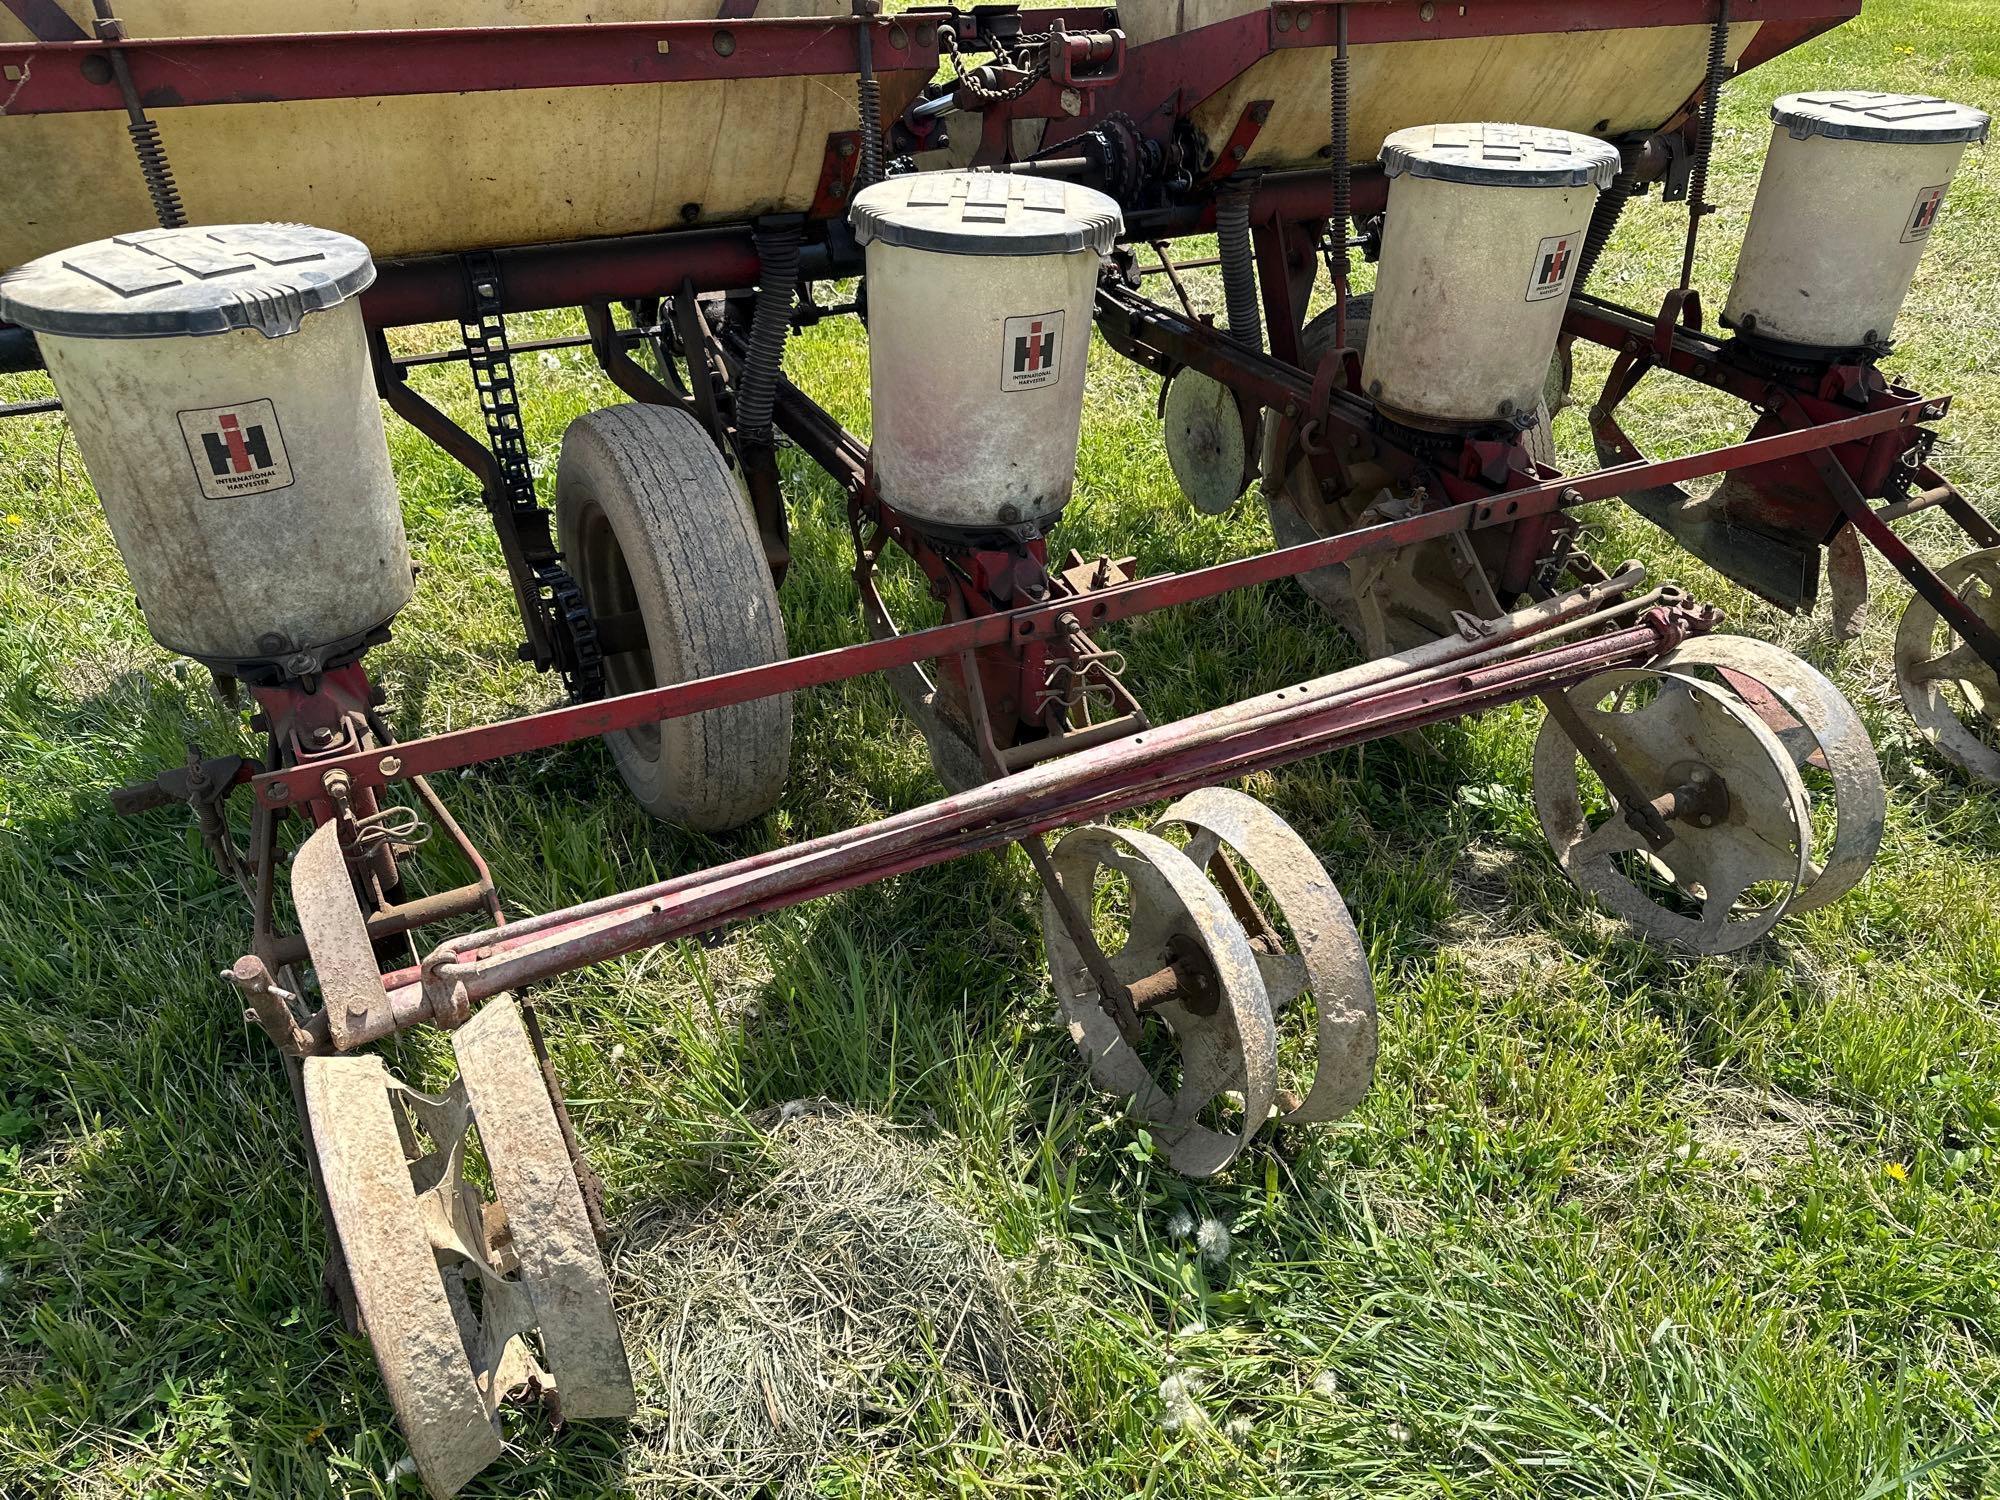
[555,403,791,830]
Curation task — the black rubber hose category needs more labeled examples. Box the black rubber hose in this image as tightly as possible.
[738,227,802,445]
[1215,189,1263,355]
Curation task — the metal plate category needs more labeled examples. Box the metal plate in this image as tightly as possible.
[293,821,395,1050]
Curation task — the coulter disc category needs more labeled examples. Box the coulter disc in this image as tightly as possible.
[1163,368,1253,516]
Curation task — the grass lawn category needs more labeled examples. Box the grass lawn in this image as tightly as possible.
[3,3,2000,1496]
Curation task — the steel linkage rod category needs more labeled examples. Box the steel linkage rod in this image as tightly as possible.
[360,576,1679,1011]
[393,607,1692,1016]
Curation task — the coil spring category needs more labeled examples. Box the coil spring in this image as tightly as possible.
[1215,190,1263,355]
[1328,45,1350,281]
[128,118,188,229]
[1573,184,1631,293]
[856,75,885,191]
[738,227,802,445]
[1687,5,1730,219]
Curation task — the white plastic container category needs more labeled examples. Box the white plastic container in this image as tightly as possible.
[1724,92,1990,352]
[0,224,410,676]
[851,171,1121,538]
[1363,123,1620,427]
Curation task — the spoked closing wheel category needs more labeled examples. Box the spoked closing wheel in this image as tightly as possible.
[304,996,634,1498]
[1894,546,2000,785]
[1534,669,1812,954]
[1042,788,1377,1176]
[555,402,792,830]
[1657,636,1885,913]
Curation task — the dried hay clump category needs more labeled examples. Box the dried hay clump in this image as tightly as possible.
[613,1104,1056,1495]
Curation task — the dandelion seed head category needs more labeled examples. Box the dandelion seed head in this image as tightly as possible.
[1195,1216,1231,1265]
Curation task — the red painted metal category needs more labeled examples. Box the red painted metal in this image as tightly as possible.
[360,228,767,328]
[251,395,1922,812]
[1204,99,1273,182]
[809,131,865,219]
[382,598,1698,1013]
[0,17,941,115]
[0,0,1856,120]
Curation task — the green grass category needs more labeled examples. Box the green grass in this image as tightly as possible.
[4,4,2000,1496]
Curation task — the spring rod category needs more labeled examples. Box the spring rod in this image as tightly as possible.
[854,4,885,192]
[1573,183,1632,294]
[1677,1,1731,290]
[1328,5,1352,347]
[92,1,187,228]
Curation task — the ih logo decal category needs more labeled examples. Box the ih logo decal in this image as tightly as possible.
[1903,185,1947,243]
[1002,310,1063,392]
[178,399,294,499]
[1525,229,1584,303]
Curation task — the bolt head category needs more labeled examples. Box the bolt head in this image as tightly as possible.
[379,755,403,777]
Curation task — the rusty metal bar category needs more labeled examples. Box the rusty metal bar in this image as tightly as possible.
[374,570,1653,989]
[395,604,1693,1014]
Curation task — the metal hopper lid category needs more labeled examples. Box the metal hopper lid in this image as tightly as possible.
[1772,91,1990,145]
[1380,123,1621,190]
[850,170,1123,257]
[0,223,376,340]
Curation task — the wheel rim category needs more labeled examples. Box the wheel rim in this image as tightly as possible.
[1154,787,1376,1126]
[1533,670,1811,953]
[1658,636,1884,913]
[1043,823,1279,1177]
[304,997,631,1495]
[1894,547,2000,785]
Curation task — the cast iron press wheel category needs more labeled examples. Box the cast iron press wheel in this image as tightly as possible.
[1533,669,1812,954]
[1893,546,2000,785]
[1259,297,1559,652]
[1042,787,1376,1176]
[303,996,634,1499]
[555,403,791,829]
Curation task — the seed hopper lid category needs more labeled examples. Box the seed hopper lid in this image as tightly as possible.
[850,171,1122,256]
[1380,123,1621,189]
[0,223,376,340]
[1772,91,1990,145]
